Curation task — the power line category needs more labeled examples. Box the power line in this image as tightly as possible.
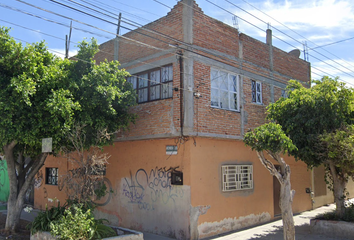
[309,36,354,50]
[3,0,331,85]
[228,0,354,76]
[219,0,354,78]
[8,1,166,51]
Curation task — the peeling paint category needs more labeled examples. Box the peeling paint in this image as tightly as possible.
[190,205,211,240]
[198,212,271,238]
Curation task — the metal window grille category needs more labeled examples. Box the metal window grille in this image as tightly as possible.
[46,167,58,186]
[222,165,253,191]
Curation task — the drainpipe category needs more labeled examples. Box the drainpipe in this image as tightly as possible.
[178,50,184,136]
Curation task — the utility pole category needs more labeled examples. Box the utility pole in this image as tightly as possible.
[65,21,72,59]
[114,13,122,61]
[303,41,309,61]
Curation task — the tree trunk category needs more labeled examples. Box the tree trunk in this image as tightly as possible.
[328,161,347,219]
[279,169,295,240]
[3,142,48,233]
[256,152,295,240]
[5,191,26,232]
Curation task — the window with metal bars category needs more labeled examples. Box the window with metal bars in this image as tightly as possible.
[251,80,262,104]
[127,65,173,103]
[210,68,239,111]
[45,167,58,186]
[222,165,253,191]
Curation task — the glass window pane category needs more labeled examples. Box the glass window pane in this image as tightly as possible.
[229,75,237,92]
[220,90,229,109]
[211,69,219,88]
[162,82,172,99]
[230,92,237,110]
[138,88,148,103]
[150,70,160,86]
[252,80,256,91]
[256,82,261,92]
[220,71,228,90]
[162,66,173,82]
[150,85,160,100]
[138,73,148,88]
[211,88,219,107]
[127,76,137,89]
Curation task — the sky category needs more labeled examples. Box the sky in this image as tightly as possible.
[1,0,354,85]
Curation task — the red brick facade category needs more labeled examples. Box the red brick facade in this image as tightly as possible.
[94,0,310,141]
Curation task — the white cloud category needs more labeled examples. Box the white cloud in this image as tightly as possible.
[311,58,354,84]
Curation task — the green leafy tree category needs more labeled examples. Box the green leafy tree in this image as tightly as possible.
[267,77,354,218]
[244,122,297,240]
[0,27,136,233]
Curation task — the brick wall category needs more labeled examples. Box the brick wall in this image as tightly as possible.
[193,6,240,57]
[94,0,310,140]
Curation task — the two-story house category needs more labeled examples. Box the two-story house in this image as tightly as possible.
[34,1,349,239]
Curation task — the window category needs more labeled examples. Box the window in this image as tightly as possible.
[222,165,253,191]
[281,89,288,98]
[251,80,262,104]
[127,65,173,103]
[46,167,58,185]
[210,69,239,111]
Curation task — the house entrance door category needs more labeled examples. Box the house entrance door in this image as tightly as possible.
[273,175,281,216]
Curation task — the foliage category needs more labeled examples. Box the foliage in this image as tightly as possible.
[49,204,116,240]
[30,201,116,239]
[28,200,67,234]
[267,76,354,218]
[267,77,354,168]
[317,125,354,180]
[59,125,111,204]
[244,122,297,154]
[243,122,297,240]
[50,204,96,240]
[0,26,136,231]
[317,202,354,222]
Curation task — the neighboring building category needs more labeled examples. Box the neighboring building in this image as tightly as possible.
[33,1,352,239]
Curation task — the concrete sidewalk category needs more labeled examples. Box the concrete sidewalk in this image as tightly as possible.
[0,201,349,240]
[205,203,348,240]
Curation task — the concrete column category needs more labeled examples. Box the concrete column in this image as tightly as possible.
[114,38,119,61]
[266,28,273,71]
[182,0,194,135]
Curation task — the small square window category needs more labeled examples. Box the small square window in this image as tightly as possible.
[46,167,58,186]
[252,80,262,104]
[222,165,253,191]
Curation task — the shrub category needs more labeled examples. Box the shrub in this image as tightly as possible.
[317,203,354,222]
[28,201,66,234]
[50,204,96,240]
[49,203,116,240]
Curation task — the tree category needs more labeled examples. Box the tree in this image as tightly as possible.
[267,77,354,218]
[0,27,136,233]
[244,122,297,240]
[59,124,111,203]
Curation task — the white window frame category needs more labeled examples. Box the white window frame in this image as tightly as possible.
[222,165,253,191]
[252,80,262,104]
[210,68,240,111]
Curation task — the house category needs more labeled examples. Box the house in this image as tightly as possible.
[33,0,354,239]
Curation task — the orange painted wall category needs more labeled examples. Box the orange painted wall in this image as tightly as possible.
[35,138,192,240]
[189,137,312,238]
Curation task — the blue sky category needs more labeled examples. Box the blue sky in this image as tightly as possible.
[1,0,354,85]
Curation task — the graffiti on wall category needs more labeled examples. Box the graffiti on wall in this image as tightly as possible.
[122,167,184,211]
[34,170,43,189]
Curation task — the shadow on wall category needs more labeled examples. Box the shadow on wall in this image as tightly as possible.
[0,160,10,202]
